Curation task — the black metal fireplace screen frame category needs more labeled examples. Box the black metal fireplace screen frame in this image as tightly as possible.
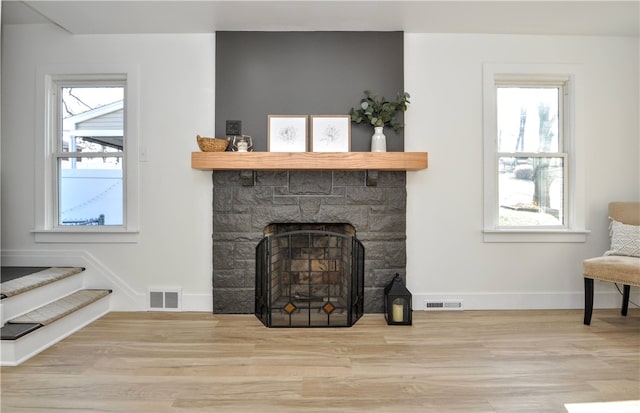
[255,229,364,327]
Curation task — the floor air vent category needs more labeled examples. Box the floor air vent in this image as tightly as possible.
[424,299,463,311]
[148,288,181,311]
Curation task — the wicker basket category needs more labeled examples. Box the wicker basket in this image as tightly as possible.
[197,135,230,152]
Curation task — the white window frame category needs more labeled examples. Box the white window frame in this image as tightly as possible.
[34,64,140,243]
[482,63,589,243]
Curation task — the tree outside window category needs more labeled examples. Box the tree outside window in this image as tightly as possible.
[483,64,587,242]
[496,86,566,227]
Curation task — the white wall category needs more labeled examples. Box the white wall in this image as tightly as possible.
[1,0,3,257]
[1,24,215,310]
[405,34,639,309]
[2,25,638,312]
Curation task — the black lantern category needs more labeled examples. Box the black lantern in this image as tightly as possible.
[384,273,412,325]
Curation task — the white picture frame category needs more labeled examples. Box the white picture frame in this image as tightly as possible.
[267,115,308,152]
[310,115,351,152]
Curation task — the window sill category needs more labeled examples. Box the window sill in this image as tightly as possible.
[483,229,590,243]
[33,229,139,243]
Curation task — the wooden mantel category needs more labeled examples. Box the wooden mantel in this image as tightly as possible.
[191,152,428,171]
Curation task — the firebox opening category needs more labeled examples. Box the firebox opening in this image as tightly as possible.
[255,223,364,328]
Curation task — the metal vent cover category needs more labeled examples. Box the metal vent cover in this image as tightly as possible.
[148,288,182,311]
[424,299,463,311]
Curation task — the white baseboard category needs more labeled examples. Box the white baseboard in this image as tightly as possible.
[11,249,632,314]
[181,293,213,312]
[2,249,143,310]
[1,249,213,312]
[414,288,639,311]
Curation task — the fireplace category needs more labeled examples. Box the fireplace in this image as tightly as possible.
[255,223,364,327]
[212,170,407,314]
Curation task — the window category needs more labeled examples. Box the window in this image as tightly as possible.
[483,64,588,242]
[35,65,139,242]
[57,83,124,226]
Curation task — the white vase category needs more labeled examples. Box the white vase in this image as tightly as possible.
[371,126,387,152]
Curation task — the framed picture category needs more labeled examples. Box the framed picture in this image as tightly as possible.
[267,115,308,152]
[310,115,351,152]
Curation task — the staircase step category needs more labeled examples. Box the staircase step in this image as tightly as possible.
[7,289,111,326]
[1,267,49,283]
[0,267,84,299]
[0,323,42,340]
[1,288,111,366]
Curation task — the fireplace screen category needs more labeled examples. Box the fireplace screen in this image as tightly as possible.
[255,223,364,327]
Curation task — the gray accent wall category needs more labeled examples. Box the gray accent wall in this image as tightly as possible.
[215,31,405,152]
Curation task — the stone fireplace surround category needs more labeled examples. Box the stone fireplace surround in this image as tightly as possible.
[212,169,407,314]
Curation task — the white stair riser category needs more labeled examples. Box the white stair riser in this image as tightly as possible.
[1,274,84,325]
[1,294,110,366]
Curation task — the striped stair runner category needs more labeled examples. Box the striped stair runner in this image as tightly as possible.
[1,267,110,340]
[1,289,112,340]
[1,267,84,299]
[1,266,112,365]
[8,289,112,325]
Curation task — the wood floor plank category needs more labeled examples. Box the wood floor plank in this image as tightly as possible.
[1,310,638,412]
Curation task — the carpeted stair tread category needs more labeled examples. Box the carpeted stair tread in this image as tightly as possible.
[1,267,50,283]
[0,323,42,340]
[8,289,111,325]
[0,267,84,298]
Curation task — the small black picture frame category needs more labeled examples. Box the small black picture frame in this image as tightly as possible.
[225,120,242,136]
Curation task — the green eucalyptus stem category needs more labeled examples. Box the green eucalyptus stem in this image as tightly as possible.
[349,90,410,133]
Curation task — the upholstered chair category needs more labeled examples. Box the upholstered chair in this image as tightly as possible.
[582,202,640,325]
[583,202,640,325]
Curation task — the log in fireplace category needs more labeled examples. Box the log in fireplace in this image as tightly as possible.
[255,223,364,327]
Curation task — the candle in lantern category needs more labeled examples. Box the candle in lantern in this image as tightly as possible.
[392,303,404,322]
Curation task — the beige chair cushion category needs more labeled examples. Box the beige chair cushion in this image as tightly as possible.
[583,255,640,287]
[583,202,640,287]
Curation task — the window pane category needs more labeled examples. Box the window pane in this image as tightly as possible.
[498,156,564,226]
[497,87,559,153]
[61,86,124,152]
[58,157,123,226]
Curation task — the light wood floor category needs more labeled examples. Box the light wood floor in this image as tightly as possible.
[1,309,638,413]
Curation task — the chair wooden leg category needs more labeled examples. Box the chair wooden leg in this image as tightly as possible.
[621,284,630,316]
[584,277,594,325]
